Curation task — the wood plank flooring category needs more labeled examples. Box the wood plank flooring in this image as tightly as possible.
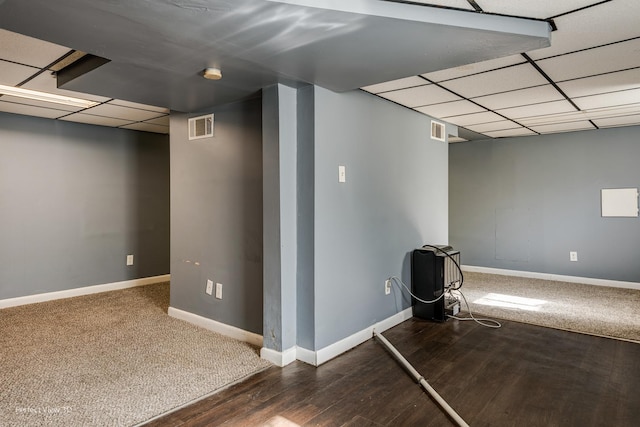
[145,318,640,426]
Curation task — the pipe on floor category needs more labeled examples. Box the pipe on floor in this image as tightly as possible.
[373,330,470,427]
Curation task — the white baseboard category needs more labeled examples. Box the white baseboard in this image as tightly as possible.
[294,346,317,366]
[0,274,171,309]
[260,346,297,367]
[462,265,640,291]
[258,308,413,368]
[168,307,263,348]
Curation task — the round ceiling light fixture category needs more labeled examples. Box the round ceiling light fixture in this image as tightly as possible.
[203,67,222,80]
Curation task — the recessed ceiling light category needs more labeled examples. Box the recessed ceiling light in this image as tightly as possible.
[203,68,222,80]
[0,84,99,109]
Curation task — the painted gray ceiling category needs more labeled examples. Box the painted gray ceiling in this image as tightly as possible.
[0,0,548,113]
[0,0,638,141]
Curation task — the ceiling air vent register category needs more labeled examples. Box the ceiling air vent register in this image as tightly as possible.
[431,120,445,142]
[188,114,214,140]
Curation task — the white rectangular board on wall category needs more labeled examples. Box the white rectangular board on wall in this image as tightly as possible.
[601,188,639,217]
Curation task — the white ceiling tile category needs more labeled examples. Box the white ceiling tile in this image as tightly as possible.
[496,100,577,120]
[574,88,640,110]
[443,111,504,126]
[415,99,486,118]
[21,73,111,102]
[408,0,475,10]
[448,136,468,143]
[584,104,640,121]
[378,84,460,108]
[593,113,640,128]
[538,38,640,82]
[474,0,596,19]
[422,55,525,82]
[529,120,595,134]
[361,76,426,94]
[0,29,72,68]
[519,110,587,127]
[483,127,536,138]
[466,120,521,133]
[85,103,167,121]
[144,115,170,126]
[557,68,640,98]
[60,113,134,127]
[121,122,170,134]
[0,100,69,119]
[528,0,640,60]
[0,95,83,112]
[439,64,548,98]
[473,85,564,110]
[0,59,38,86]
[108,99,169,113]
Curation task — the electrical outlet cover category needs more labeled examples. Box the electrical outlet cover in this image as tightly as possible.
[206,280,213,295]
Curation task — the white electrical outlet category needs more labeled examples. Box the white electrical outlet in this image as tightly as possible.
[385,279,391,295]
[126,254,134,266]
[215,282,223,299]
[570,251,578,262]
[206,280,213,295]
[338,165,346,183]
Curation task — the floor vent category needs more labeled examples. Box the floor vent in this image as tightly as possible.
[431,120,445,142]
[189,114,214,140]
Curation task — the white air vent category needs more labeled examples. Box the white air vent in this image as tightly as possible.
[188,114,214,140]
[431,120,445,142]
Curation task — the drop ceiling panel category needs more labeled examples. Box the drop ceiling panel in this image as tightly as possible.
[448,136,467,143]
[0,100,69,119]
[0,28,71,68]
[496,100,577,120]
[439,64,547,98]
[473,85,564,110]
[529,120,595,134]
[85,103,166,121]
[574,88,640,110]
[109,99,169,113]
[60,113,133,127]
[415,99,486,117]
[484,127,536,138]
[466,120,521,133]
[0,60,38,86]
[0,95,83,112]
[593,113,640,128]
[144,115,170,126]
[557,68,640,98]
[443,111,504,126]
[538,38,640,82]
[378,84,460,108]
[362,76,427,94]
[121,122,169,134]
[21,73,111,102]
[475,0,596,19]
[528,0,640,60]
[422,55,525,82]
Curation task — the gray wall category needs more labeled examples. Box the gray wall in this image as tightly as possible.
[450,126,640,282]
[0,112,170,299]
[169,97,263,334]
[307,87,449,350]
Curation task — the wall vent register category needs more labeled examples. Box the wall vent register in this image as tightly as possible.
[431,120,445,142]
[188,114,214,140]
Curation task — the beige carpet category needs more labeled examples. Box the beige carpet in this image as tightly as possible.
[457,272,640,343]
[0,283,271,426]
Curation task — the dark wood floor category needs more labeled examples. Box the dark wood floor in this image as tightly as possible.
[146,318,640,427]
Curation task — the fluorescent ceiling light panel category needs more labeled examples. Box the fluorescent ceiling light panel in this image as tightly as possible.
[0,84,99,108]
